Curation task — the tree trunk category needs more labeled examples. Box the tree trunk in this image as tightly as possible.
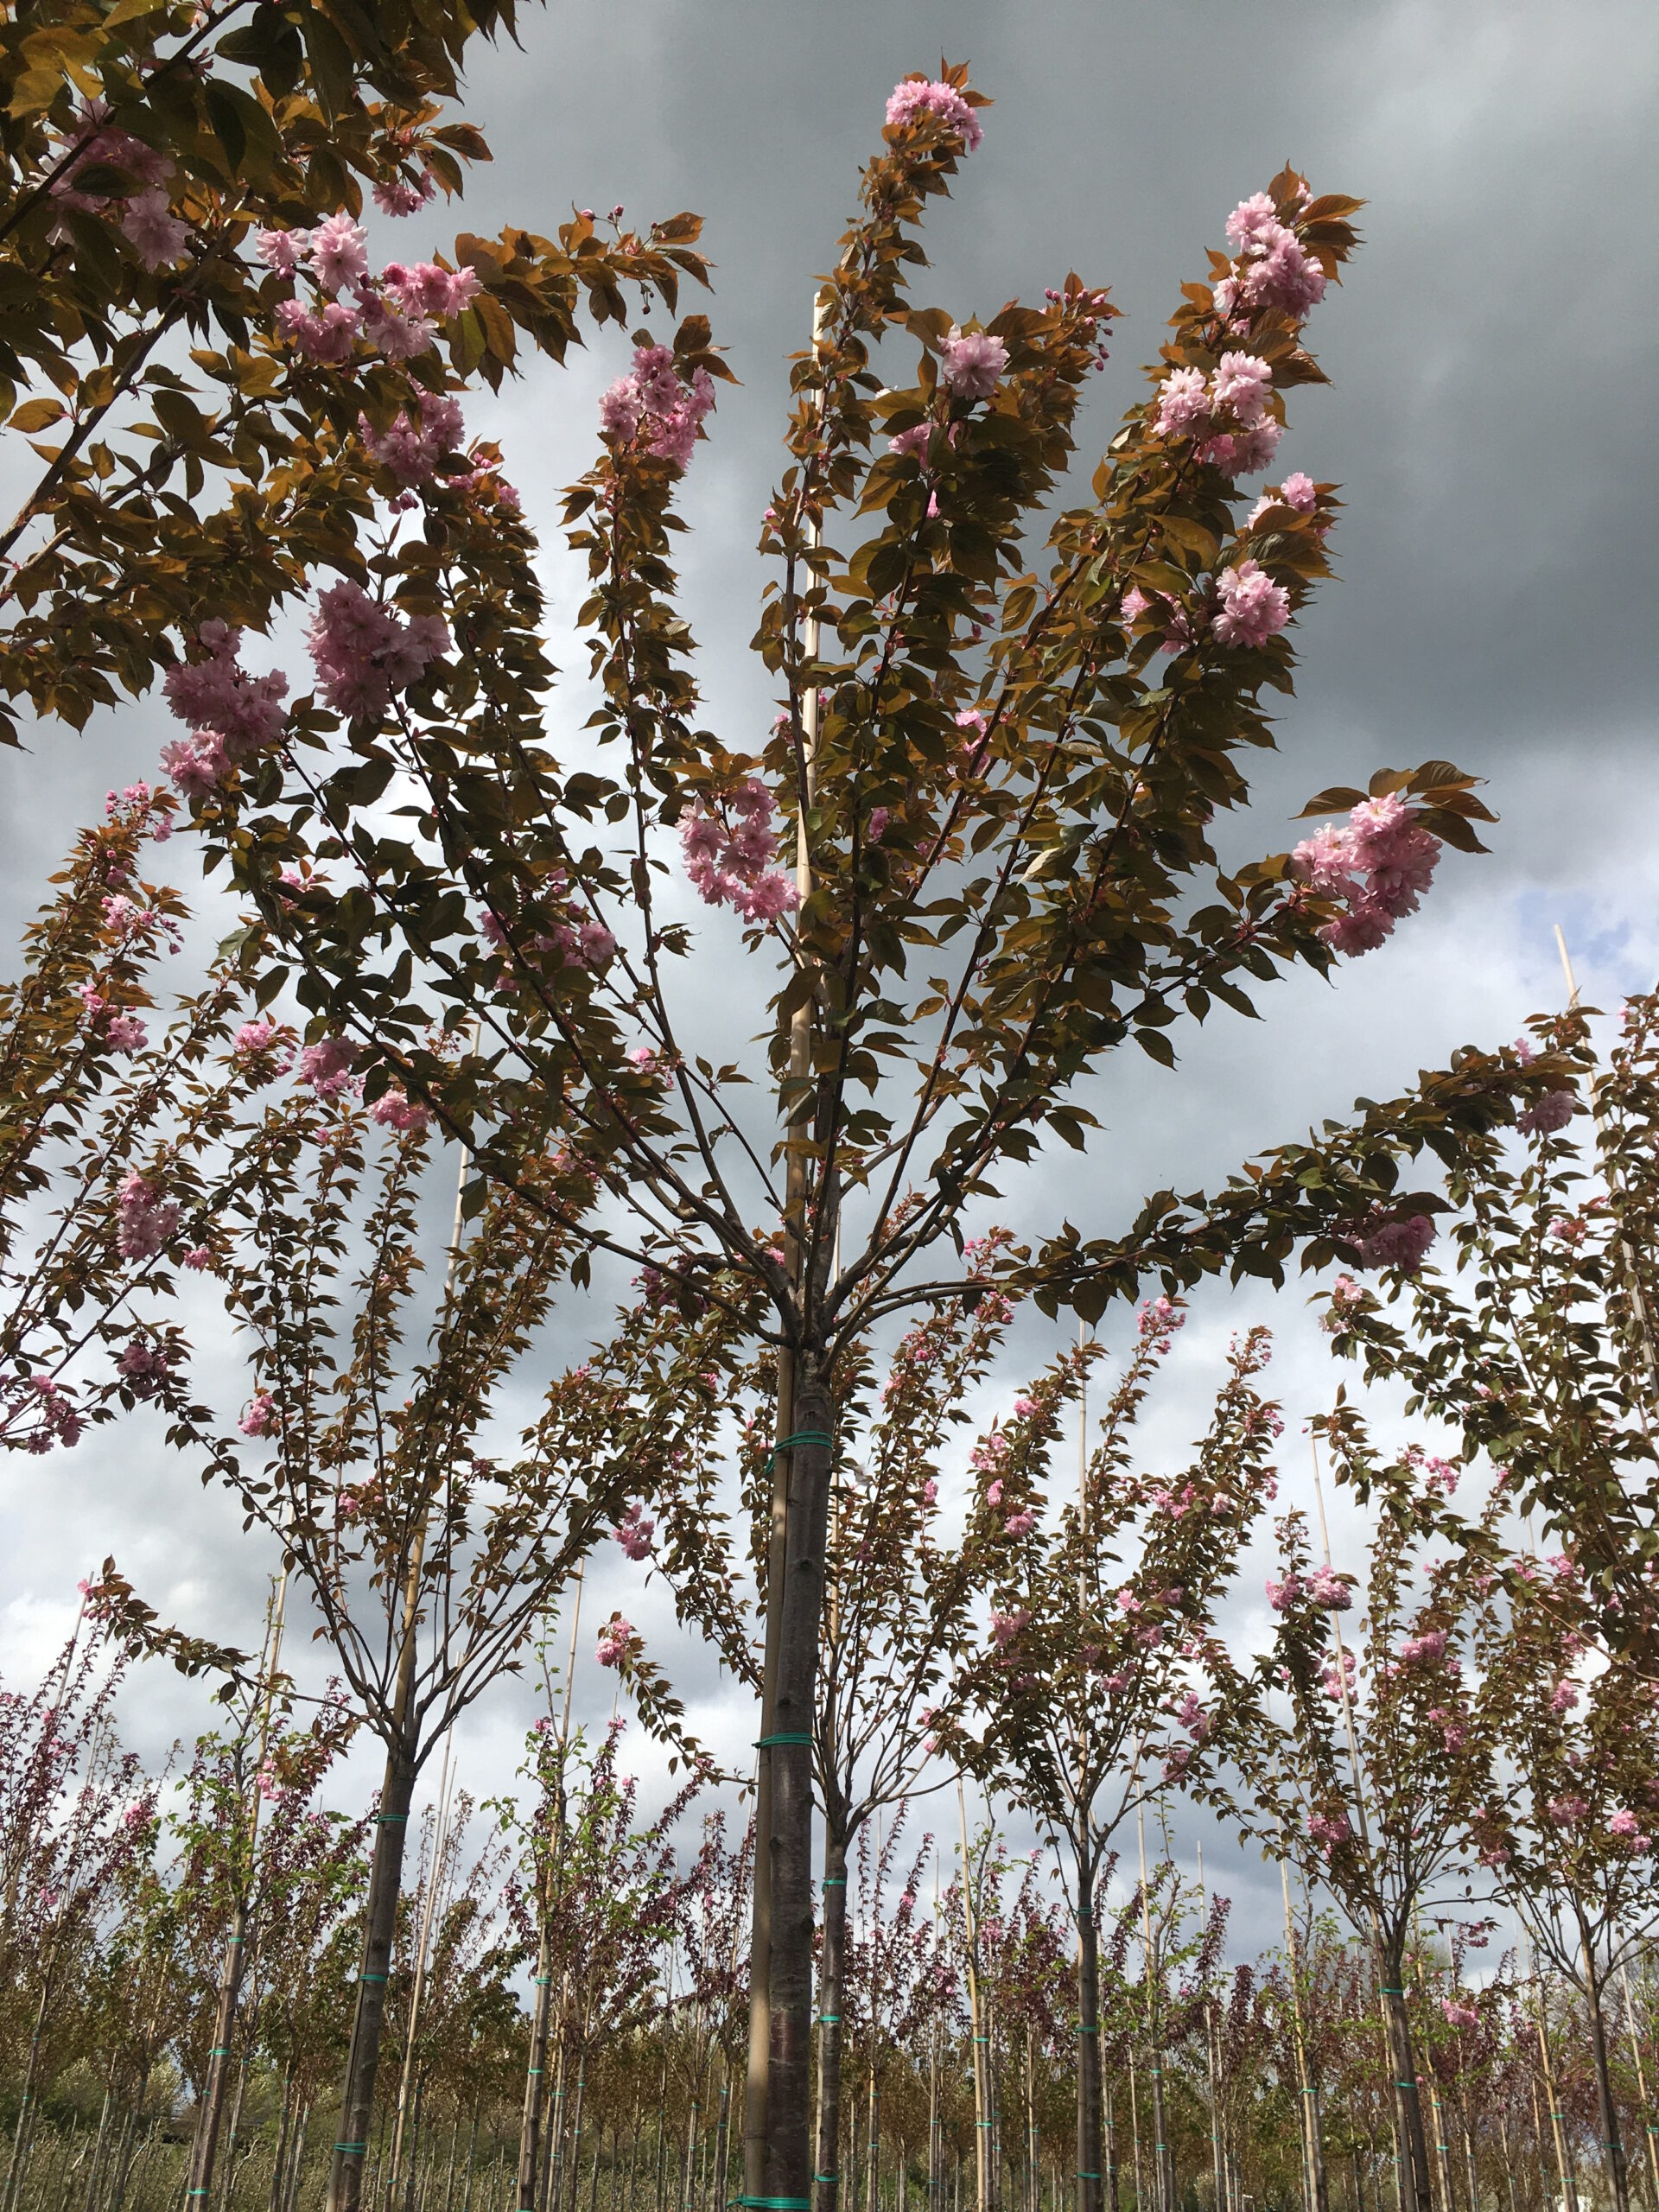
[813,1834,849,2212]
[1379,1955,1432,2212]
[214,2052,251,2212]
[284,2105,310,2212]
[1076,1890,1103,2212]
[1576,1916,1630,2212]
[764,1377,835,2209]
[81,2051,118,2212]
[266,2068,296,2212]
[3,1973,54,2212]
[325,1742,417,2212]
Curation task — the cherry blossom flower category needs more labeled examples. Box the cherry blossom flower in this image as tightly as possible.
[595,1615,632,1668]
[1517,1090,1576,1135]
[679,781,796,924]
[103,1011,147,1054]
[360,394,466,487]
[1306,1565,1352,1611]
[1212,559,1290,648]
[162,622,289,763]
[116,1172,178,1261]
[1265,1573,1301,1613]
[939,328,1007,400]
[1344,1211,1437,1274]
[239,1393,277,1439]
[370,1089,430,1135]
[298,1037,358,1098]
[117,1338,168,1395]
[308,213,369,294]
[1398,1630,1449,1667]
[306,581,450,721]
[613,1503,655,1561]
[599,344,716,467]
[884,78,982,152]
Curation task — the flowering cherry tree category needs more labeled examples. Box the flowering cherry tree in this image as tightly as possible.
[1317,992,1659,1658]
[938,1305,1282,2212]
[2,23,1584,2191]
[1214,1446,1508,2212]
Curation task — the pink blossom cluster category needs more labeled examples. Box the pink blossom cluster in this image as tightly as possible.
[369,1089,431,1135]
[233,1017,295,1080]
[305,581,450,721]
[1213,560,1291,648]
[374,166,438,219]
[989,1606,1030,1650]
[1154,351,1282,478]
[1217,191,1328,324]
[595,1616,632,1669]
[360,394,466,487]
[940,327,1007,400]
[1138,1294,1185,1346]
[260,216,479,364]
[161,621,290,796]
[599,345,716,467]
[298,1037,359,1099]
[1265,1572,1300,1613]
[1306,1565,1352,1611]
[678,782,797,923]
[1547,1796,1588,1827]
[1610,1808,1652,1851]
[1321,1649,1357,1704]
[51,105,187,270]
[1517,1089,1576,1136]
[1307,1809,1351,1855]
[116,1172,178,1261]
[1342,1211,1437,1275]
[21,1376,82,1455]
[1548,1679,1580,1714]
[1291,791,1442,957]
[117,1338,168,1396]
[1247,473,1319,529]
[1442,2000,1480,2031]
[884,78,982,153]
[1173,1690,1211,1740]
[238,1393,277,1439]
[613,1503,655,1561]
[1398,1630,1449,1667]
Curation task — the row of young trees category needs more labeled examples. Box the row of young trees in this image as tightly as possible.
[4,1618,1659,2212]
[0,11,1650,2212]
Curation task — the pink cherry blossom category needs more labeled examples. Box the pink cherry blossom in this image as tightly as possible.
[238,1392,277,1439]
[117,1338,168,1395]
[596,1616,632,1668]
[160,730,230,798]
[122,190,188,270]
[599,345,716,466]
[103,1011,147,1054]
[308,213,368,295]
[370,1089,431,1135]
[257,226,306,275]
[1266,1573,1301,1613]
[305,581,450,721]
[116,1172,178,1261]
[884,79,982,152]
[1212,559,1290,648]
[298,1037,358,1099]
[1398,1630,1449,1667]
[162,622,289,760]
[1306,1565,1352,1611]
[275,297,362,363]
[361,394,466,487]
[1547,1796,1589,1827]
[1154,368,1211,440]
[940,328,1007,400]
[1517,1090,1576,1136]
[1004,1510,1035,1537]
[1211,352,1273,426]
[1348,1212,1436,1274]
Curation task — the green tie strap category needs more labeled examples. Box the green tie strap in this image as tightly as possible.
[756,1733,813,1748]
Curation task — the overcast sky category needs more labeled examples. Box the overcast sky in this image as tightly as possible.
[1,0,1655,1965]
